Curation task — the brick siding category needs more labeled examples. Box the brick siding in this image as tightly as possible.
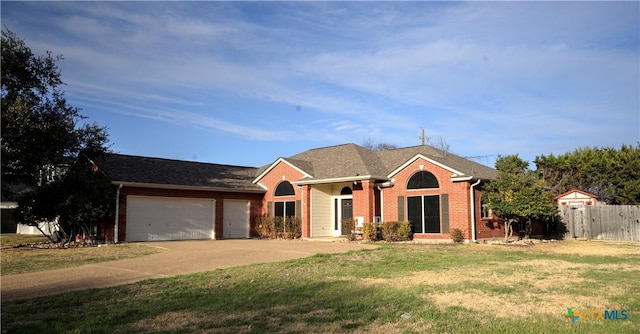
[381,158,474,240]
[111,186,263,242]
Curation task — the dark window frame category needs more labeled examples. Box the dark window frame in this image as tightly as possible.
[340,186,352,195]
[407,195,441,234]
[274,201,296,218]
[275,181,295,196]
[407,171,439,189]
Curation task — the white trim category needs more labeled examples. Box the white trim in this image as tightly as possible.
[114,184,122,243]
[253,158,312,184]
[379,187,384,222]
[470,179,482,243]
[293,175,386,186]
[451,176,474,182]
[387,154,465,179]
[332,194,353,236]
[0,201,18,209]
[111,181,265,194]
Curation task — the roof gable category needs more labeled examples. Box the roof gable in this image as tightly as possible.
[252,158,312,185]
[555,189,598,200]
[378,145,496,180]
[387,154,465,178]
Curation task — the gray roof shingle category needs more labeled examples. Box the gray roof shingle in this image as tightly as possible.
[100,144,495,191]
[377,145,497,180]
[287,144,388,179]
[97,154,264,192]
[277,143,496,181]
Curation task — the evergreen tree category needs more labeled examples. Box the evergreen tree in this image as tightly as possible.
[535,144,640,204]
[2,28,112,241]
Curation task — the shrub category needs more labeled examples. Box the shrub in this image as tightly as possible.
[380,221,399,242]
[362,222,377,241]
[380,221,413,242]
[397,221,413,241]
[256,216,301,239]
[341,218,358,241]
[256,216,275,239]
[450,228,464,243]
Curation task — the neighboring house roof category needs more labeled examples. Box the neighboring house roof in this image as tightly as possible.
[554,189,598,200]
[254,143,496,184]
[97,154,265,193]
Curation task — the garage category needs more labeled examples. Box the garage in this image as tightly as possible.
[126,196,215,242]
[223,200,250,239]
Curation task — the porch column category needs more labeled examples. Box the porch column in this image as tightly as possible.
[355,180,375,223]
[301,185,311,238]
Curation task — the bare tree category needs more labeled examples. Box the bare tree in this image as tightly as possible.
[427,136,451,154]
[362,139,398,151]
[419,128,451,154]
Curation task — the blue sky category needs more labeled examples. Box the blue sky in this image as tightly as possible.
[2,1,638,168]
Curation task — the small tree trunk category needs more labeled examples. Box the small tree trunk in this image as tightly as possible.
[35,224,56,243]
[524,219,532,239]
[504,220,514,242]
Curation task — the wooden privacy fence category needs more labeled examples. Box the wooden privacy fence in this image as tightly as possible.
[560,205,640,242]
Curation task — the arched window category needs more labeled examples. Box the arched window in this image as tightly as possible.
[340,187,352,195]
[275,181,295,196]
[406,171,441,234]
[407,171,439,189]
[273,181,296,219]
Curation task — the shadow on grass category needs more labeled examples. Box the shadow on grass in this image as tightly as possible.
[2,272,425,333]
[4,244,638,334]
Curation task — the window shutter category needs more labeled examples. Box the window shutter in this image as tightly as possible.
[397,196,405,221]
[441,194,449,233]
[295,200,301,218]
[267,201,273,217]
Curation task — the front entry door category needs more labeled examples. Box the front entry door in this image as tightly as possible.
[333,197,353,236]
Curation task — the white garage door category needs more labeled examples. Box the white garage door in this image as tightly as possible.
[126,196,215,242]
[223,200,250,239]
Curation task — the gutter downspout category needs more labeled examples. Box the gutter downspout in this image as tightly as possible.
[469,179,482,243]
[376,186,384,222]
[377,179,395,222]
[114,184,123,243]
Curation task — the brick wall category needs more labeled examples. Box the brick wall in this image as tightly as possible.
[352,180,376,223]
[258,161,306,214]
[381,158,474,240]
[112,186,263,242]
[256,161,310,236]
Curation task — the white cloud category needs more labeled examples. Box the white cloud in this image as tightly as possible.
[3,1,637,164]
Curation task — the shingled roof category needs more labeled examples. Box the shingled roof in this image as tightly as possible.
[377,145,497,180]
[97,154,264,192]
[256,143,496,183]
[287,144,389,179]
[99,144,495,191]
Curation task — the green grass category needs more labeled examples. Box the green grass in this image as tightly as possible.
[2,241,639,333]
[0,237,164,275]
[0,234,49,247]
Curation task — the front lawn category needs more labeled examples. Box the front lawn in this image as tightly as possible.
[0,235,164,275]
[2,240,639,333]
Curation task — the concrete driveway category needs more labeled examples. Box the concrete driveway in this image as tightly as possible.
[1,239,376,302]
